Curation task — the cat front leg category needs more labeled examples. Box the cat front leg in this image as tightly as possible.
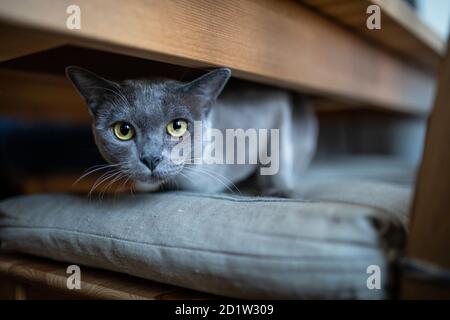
[256,144,295,198]
[256,102,295,198]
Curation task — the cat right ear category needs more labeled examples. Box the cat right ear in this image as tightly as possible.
[66,66,119,115]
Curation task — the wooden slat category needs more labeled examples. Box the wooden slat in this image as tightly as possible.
[0,69,90,123]
[0,253,215,299]
[372,0,444,56]
[20,174,132,195]
[303,0,445,71]
[0,24,64,62]
[0,0,436,114]
[401,39,450,299]
[0,46,201,123]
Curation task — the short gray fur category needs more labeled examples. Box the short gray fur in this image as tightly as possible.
[66,67,317,195]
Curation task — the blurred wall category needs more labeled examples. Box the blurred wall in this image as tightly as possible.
[416,0,450,39]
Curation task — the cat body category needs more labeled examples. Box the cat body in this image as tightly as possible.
[66,67,316,196]
[164,88,294,194]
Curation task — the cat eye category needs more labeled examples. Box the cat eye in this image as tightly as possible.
[113,122,135,141]
[167,119,188,138]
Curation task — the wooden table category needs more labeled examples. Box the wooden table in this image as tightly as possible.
[0,0,443,118]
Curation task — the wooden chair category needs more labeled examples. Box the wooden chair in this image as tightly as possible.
[402,37,450,299]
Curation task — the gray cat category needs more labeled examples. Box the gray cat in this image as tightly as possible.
[66,67,317,196]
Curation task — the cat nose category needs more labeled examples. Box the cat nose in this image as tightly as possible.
[141,156,162,171]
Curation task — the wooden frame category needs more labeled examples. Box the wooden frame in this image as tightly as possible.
[0,0,440,114]
[0,254,215,299]
[304,0,444,70]
[402,38,450,299]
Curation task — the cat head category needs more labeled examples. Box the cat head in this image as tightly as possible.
[66,66,231,184]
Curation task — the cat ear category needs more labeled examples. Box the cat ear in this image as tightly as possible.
[181,68,231,104]
[66,66,120,115]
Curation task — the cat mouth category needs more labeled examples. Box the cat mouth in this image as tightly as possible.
[133,168,183,183]
[134,173,167,183]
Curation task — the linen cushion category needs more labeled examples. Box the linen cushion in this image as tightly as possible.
[0,180,410,299]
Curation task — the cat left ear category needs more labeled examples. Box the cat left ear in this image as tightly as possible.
[66,66,120,116]
[181,68,231,104]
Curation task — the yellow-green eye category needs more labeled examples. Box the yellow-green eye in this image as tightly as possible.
[167,119,188,137]
[113,122,135,141]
